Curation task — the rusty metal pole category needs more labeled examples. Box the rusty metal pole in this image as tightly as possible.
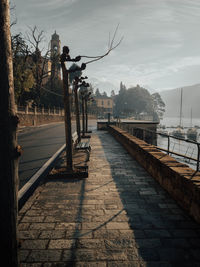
[74,81,81,142]
[82,95,85,137]
[61,58,73,170]
[85,97,88,133]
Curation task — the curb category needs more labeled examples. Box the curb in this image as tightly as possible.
[18,144,66,210]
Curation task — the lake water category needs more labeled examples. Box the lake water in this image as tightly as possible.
[160,116,200,128]
[157,116,200,171]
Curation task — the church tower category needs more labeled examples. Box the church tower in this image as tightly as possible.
[50,31,61,80]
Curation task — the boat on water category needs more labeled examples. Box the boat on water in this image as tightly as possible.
[186,109,197,141]
[172,88,185,139]
[172,126,185,139]
[186,127,197,141]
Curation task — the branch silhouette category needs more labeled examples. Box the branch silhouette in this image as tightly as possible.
[80,24,123,64]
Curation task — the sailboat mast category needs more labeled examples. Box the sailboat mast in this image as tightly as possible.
[179,88,183,127]
[190,108,193,127]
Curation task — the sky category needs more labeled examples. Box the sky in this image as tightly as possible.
[11,0,200,95]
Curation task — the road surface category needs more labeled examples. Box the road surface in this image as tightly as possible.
[18,122,66,189]
[17,120,97,189]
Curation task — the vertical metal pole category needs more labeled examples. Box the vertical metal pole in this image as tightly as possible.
[108,112,110,124]
[196,143,200,172]
[85,97,88,133]
[62,68,73,170]
[74,84,81,142]
[167,136,170,154]
[82,96,85,137]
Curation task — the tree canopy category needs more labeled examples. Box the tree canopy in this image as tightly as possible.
[114,84,154,117]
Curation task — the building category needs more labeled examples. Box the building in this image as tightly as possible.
[50,31,61,80]
[94,95,113,117]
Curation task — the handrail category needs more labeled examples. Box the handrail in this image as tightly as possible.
[117,122,200,172]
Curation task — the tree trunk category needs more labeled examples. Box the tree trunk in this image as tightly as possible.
[82,97,85,137]
[0,0,19,265]
[74,85,81,142]
[61,67,73,170]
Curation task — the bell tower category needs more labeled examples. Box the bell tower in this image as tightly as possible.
[50,31,61,80]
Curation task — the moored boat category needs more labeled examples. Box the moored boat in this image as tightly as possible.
[187,127,197,141]
[172,126,185,139]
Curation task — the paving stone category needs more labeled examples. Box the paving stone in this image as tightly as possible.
[29,223,55,230]
[62,249,97,261]
[160,238,190,248]
[18,130,200,265]
[77,239,105,249]
[74,263,107,267]
[21,216,45,223]
[19,249,30,262]
[105,239,136,249]
[135,238,161,248]
[170,229,197,238]
[39,230,65,239]
[21,263,43,267]
[144,229,171,238]
[27,250,62,262]
[19,230,40,240]
[21,239,48,249]
[140,262,172,267]
[158,248,192,261]
[107,262,140,267]
[137,248,160,261]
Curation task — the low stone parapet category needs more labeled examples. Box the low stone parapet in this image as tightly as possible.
[108,125,200,223]
[17,113,64,126]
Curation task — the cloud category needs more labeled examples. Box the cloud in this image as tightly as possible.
[11,0,200,93]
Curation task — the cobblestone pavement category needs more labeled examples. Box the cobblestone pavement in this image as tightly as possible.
[18,130,200,266]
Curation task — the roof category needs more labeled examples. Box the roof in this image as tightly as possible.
[52,31,59,40]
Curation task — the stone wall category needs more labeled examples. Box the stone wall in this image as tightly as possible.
[18,113,64,126]
[18,113,97,127]
[108,125,200,224]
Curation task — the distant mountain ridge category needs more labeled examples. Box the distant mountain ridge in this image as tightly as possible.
[159,84,200,118]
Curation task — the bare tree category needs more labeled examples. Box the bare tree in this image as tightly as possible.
[60,25,122,171]
[26,26,52,105]
[60,46,86,170]
[0,0,21,265]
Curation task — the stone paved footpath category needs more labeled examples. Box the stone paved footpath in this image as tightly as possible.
[18,130,200,267]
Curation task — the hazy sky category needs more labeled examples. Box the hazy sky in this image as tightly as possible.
[11,0,200,94]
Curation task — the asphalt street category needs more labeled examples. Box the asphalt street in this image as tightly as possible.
[17,120,97,190]
[17,122,66,189]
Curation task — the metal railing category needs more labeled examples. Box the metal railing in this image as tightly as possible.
[117,122,200,172]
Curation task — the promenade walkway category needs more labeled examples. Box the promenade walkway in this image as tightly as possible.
[19,130,200,266]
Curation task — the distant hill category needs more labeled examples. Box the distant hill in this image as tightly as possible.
[159,84,200,118]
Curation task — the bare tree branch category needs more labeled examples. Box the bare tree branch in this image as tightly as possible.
[84,36,123,64]
[80,24,123,64]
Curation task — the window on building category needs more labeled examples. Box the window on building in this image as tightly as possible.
[102,100,104,106]
[108,101,110,106]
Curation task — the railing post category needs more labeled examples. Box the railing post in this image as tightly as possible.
[25,105,29,114]
[167,136,170,154]
[196,143,200,172]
